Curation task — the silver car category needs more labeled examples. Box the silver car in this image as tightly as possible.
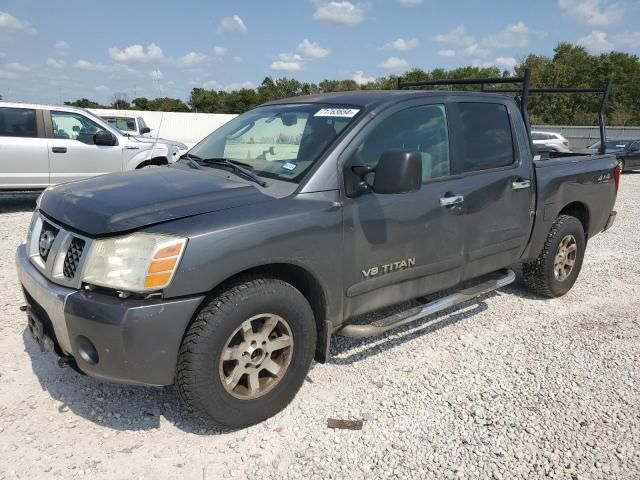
[0,102,187,192]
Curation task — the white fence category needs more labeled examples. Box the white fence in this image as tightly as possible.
[87,109,639,152]
[88,109,237,149]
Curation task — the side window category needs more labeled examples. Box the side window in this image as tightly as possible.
[138,117,148,129]
[50,111,107,145]
[457,103,515,172]
[0,107,38,138]
[357,104,451,181]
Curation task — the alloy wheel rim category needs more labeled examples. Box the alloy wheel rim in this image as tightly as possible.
[219,313,294,400]
[554,234,577,281]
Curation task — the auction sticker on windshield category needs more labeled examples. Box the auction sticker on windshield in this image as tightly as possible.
[314,108,360,118]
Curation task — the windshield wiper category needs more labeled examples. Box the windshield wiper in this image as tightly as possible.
[200,158,268,187]
[178,153,202,169]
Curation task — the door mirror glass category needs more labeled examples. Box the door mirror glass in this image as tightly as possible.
[139,126,151,135]
[94,130,117,146]
[373,151,422,194]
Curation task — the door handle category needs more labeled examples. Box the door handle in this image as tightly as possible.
[512,179,531,190]
[440,194,464,207]
[51,147,67,154]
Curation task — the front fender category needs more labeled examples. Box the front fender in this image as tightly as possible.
[125,145,171,170]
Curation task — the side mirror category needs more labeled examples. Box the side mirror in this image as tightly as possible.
[94,130,117,146]
[372,151,422,194]
[140,126,151,135]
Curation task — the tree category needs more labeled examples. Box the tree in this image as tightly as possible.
[132,97,150,110]
[109,92,130,110]
[64,98,105,108]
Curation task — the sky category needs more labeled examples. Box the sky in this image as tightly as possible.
[0,0,639,105]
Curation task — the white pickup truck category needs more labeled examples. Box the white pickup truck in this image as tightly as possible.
[0,102,187,192]
[100,113,155,137]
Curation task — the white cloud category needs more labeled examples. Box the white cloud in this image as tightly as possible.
[55,41,70,51]
[433,25,475,47]
[213,46,228,57]
[271,52,303,71]
[433,22,544,59]
[577,30,614,52]
[218,15,247,33]
[174,52,207,68]
[558,0,623,26]
[352,70,375,85]
[46,58,65,69]
[611,32,640,49]
[233,56,242,63]
[74,59,106,71]
[313,1,366,25]
[397,0,423,6]
[108,43,164,63]
[383,37,419,52]
[198,80,218,89]
[296,39,331,59]
[0,70,19,80]
[438,49,456,57]
[224,81,255,91]
[149,69,163,80]
[0,11,36,35]
[5,62,30,72]
[379,56,409,70]
[482,22,546,49]
[95,85,110,93]
[494,56,518,70]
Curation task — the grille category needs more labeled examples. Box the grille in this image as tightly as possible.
[63,237,85,279]
[39,222,60,261]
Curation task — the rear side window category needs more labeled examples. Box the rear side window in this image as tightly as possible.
[457,103,515,172]
[0,107,37,138]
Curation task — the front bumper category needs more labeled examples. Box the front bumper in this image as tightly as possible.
[16,243,204,386]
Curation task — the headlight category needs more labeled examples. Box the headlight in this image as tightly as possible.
[82,233,186,293]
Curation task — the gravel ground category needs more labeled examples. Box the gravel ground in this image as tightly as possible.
[1,175,639,480]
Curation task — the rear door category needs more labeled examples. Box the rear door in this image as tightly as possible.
[46,110,123,184]
[0,106,49,189]
[623,141,640,169]
[448,100,535,281]
[341,99,466,319]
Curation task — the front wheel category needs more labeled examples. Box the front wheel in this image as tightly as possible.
[176,277,316,428]
[522,215,586,298]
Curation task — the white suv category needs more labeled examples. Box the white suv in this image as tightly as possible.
[531,131,571,153]
[0,102,187,192]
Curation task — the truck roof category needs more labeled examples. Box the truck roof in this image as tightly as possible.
[264,89,510,109]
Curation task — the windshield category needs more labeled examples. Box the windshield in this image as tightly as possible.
[587,139,632,150]
[187,104,360,183]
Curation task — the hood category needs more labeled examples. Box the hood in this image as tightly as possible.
[39,166,271,236]
[130,135,187,150]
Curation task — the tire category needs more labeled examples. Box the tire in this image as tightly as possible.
[176,277,316,428]
[521,215,586,298]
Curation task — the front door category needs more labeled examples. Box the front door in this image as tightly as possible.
[47,110,123,185]
[341,101,465,319]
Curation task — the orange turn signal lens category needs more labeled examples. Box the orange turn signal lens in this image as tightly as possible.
[154,244,182,259]
[148,258,177,274]
[143,238,186,290]
[144,272,172,289]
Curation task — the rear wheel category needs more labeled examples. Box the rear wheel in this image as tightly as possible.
[176,277,316,428]
[522,215,586,298]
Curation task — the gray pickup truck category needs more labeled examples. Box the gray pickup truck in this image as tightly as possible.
[16,72,619,427]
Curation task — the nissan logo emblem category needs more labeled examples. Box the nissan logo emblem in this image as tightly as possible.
[39,230,56,258]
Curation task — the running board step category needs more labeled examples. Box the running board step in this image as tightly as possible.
[338,269,515,339]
